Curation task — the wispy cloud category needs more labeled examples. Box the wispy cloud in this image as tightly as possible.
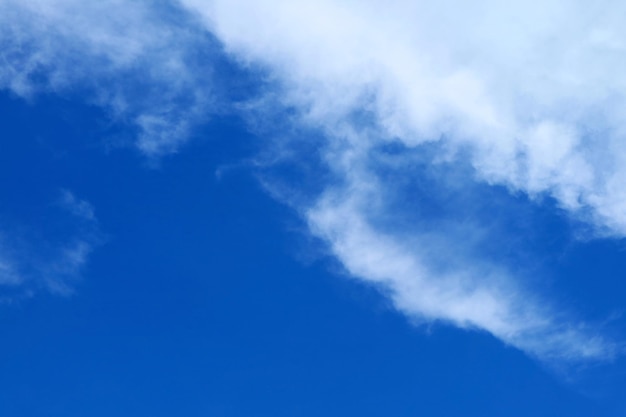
[181,0,626,361]
[0,190,101,300]
[2,0,624,361]
[0,0,220,156]
[306,166,616,361]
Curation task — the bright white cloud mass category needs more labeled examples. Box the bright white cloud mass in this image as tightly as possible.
[2,0,626,361]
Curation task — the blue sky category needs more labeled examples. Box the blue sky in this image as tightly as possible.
[3,1,626,415]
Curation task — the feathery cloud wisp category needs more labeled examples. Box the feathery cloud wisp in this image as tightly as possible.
[0,0,219,156]
[0,190,101,300]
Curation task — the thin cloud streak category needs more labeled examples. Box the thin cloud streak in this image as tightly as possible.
[307,177,616,361]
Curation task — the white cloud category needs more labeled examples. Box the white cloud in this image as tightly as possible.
[0,0,218,156]
[183,0,626,234]
[306,168,615,361]
[179,0,626,360]
[1,0,623,361]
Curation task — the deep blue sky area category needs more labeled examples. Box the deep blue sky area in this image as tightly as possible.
[2,89,626,416]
